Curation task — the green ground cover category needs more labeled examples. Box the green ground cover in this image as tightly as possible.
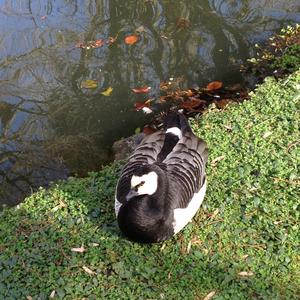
[1,70,299,299]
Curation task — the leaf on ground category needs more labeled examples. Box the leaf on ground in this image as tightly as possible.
[263,131,272,138]
[211,155,225,166]
[143,126,156,135]
[206,81,223,91]
[203,291,216,300]
[125,34,139,45]
[82,266,96,275]
[81,80,98,89]
[50,290,56,298]
[101,87,113,96]
[180,98,205,109]
[132,86,151,93]
[238,271,254,277]
[135,101,150,111]
[142,107,153,114]
[71,246,86,253]
[215,99,231,109]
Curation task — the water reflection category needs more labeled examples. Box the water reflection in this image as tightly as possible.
[0,0,299,205]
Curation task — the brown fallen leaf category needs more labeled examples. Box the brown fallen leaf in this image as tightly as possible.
[238,271,254,277]
[143,126,156,135]
[203,291,216,300]
[125,34,139,45]
[180,98,206,110]
[71,246,86,253]
[206,81,223,91]
[211,155,225,166]
[82,266,96,275]
[132,86,151,93]
[215,99,231,109]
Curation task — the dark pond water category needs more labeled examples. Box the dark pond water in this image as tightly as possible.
[1,0,300,206]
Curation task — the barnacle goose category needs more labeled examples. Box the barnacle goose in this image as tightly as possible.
[115,112,208,243]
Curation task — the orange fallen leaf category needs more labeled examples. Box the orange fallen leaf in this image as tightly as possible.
[132,86,151,93]
[207,81,223,91]
[93,39,105,47]
[125,34,139,45]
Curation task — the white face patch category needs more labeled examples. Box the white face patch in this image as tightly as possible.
[130,171,158,197]
[166,127,182,139]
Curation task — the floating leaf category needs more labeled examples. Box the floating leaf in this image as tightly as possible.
[135,26,145,33]
[125,34,139,45]
[101,87,113,96]
[107,36,117,45]
[81,80,98,89]
[82,266,96,275]
[76,39,105,49]
[132,86,151,94]
[93,39,105,47]
[176,17,190,29]
[206,81,223,91]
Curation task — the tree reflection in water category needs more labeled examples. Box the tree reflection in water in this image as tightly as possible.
[0,0,299,205]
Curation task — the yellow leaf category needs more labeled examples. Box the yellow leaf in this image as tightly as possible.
[80,79,98,89]
[101,86,113,96]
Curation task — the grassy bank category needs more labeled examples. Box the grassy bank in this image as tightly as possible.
[1,71,299,299]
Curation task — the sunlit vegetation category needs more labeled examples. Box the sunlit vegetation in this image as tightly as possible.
[1,69,299,299]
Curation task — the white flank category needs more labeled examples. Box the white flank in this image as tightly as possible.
[115,196,122,216]
[166,127,182,139]
[172,179,207,234]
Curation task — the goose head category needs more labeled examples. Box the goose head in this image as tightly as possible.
[126,166,159,201]
[118,164,172,243]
